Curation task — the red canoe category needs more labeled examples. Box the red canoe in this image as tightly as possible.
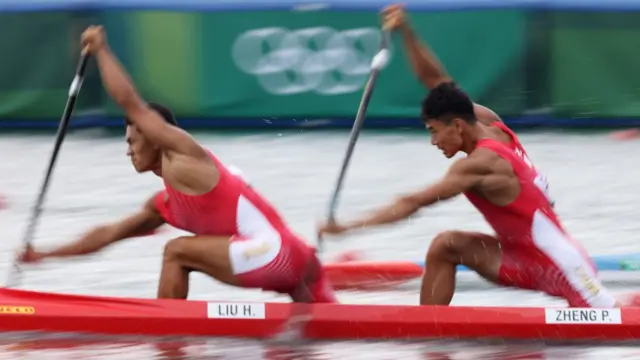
[323,261,422,290]
[0,288,637,341]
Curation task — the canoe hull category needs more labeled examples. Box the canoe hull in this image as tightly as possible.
[0,288,637,341]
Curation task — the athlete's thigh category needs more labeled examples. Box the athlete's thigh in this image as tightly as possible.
[497,246,540,291]
[504,245,617,307]
[165,235,236,284]
[434,230,503,283]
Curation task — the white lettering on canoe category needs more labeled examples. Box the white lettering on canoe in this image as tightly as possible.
[207,302,266,319]
[545,308,621,324]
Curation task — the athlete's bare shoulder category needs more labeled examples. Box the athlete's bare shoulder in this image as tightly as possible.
[429,152,496,197]
[161,134,210,161]
[473,104,502,125]
[162,149,220,196]
[471,147,521,185]
[448,149,497,178]
[466,146,502,166]
[465,147,519,202]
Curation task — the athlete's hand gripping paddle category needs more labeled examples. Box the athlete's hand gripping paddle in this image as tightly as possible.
[318,31,391,251]
[6,48,91,288]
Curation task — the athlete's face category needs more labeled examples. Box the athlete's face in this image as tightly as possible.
[125,122,159,173]
[425,118,465,158]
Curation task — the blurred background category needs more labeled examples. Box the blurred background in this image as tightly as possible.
[2,0,640,130]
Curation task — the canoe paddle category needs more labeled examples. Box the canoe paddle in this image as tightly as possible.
[267,30,393,345]
[6,48,91,288]
[317,30,391,252]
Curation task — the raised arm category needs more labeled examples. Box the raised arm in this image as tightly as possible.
[318,156,487,236]
[81,26,207,159]
[382,5,502,124]
[21,194,165,261]
[383,5,449,89]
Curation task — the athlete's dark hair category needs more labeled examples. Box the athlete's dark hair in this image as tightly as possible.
[421,81,476,125]
[125,102,178,127]
[149,102,178,126]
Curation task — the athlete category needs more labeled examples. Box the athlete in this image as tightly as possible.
[381,4,553,205]
[318,82,620,308]
[19,26,337,304]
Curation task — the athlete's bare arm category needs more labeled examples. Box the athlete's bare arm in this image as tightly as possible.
[382,4,502,125]
[83,26,207,160]
[22,194,165,261]
[328,155,489,234]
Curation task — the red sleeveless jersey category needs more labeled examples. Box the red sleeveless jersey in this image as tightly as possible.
[463,139,560,245]
[154,151,297,240]
[491,121,554,205]
[153,150,325,297]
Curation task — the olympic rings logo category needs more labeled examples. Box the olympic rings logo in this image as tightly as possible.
[232,27,391,95]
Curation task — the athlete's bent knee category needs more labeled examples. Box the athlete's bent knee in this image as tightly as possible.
[427,231,465,260]
[163,236,191,260]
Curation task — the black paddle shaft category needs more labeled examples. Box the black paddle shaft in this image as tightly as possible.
[320,31,391,251]
[326,71,381,223]
[269,32,391,345]
[6,51,91,287]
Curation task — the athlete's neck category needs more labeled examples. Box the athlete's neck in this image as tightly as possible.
[461,124,491,154]
[152,162,162,177]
